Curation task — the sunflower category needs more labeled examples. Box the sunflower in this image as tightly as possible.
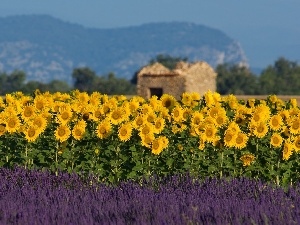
[161,94,176,110]
[268,94,278,104]
[118,122,133,142]
[56,106,73,125]
[269,115,283,131]
[234,113,247,126]
[227,122,241,133]
[139,123,155,137]
[292,135,300,153]
[31,115,48,134]
[154,117,165,134]
[5,115,21,133]
[54,124,71,142]
[102,102,112,115]
[283,141,293,160]
[282,126,291,138]
[24,125,40,142]
[89,92,101,106]
[251,122,269,138]
[145,111,157,124]
[151,136,168,155]
[0,123,6,136]
[159,135,169,149]
[132,114,147,130]
[95,120,112,139]
[121,104,131,122]
[21,105,36,121]
[181,92,193,107]
[140,104,153,115]
[214,114,228,128]
[171,106,184,122]
[234,132,248,149]
[204,90,218,107]
[90,107,103,122]
[191,111,204,127]
[75,91,90,104]
[223,130,237,148]
[289,98,298,108]
[254,105,271,120]
[191,92,201,101]
[72,124,86,141]
[149,96,162,112]
[288,108,300,117]
[289,118,300,135]
[202,124,219,143]
[182,108,192,121]
[240,154,255,166]
[129,99,141,113]
[250,112,264,124]
[270,133,283,148]
[208,106,226,118]
[140,133,155,148]
[33,95,49,111]
[109,107,124,125]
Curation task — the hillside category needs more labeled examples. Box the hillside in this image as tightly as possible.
[0,15,248,84]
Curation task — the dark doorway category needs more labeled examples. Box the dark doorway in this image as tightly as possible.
[150,88,163,98]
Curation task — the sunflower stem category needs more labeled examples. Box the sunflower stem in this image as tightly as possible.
[276,160,280,186]
[220,151,223,179]
[25,145,28,169]
[55,142,59,176]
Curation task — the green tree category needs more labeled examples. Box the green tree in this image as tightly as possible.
[96,72,136,95]
[149,54,188,70]
[216,64,259,95]
[258,57,300,94]
[0,70,26,95]
[72,67,97,93]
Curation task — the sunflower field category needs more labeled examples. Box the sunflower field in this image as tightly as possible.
[0,90,299,186]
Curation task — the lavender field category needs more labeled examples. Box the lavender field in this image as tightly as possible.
[0,167,299,225]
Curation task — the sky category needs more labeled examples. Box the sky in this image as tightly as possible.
[0,0,299,69]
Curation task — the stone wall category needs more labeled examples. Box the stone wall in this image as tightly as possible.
[137,74,185,99]
[137,61,217,99]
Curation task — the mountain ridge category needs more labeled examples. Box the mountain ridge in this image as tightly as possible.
[0,14,248,84]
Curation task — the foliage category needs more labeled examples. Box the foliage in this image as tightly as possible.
[258,57,300,95]
[0,91,300,186]
[216,57,300,95]
[216,63,259,95]
[0,70,71,95]
[72,68,136,95]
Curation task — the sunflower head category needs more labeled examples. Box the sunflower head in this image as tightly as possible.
[283,141,293,160]
[292,135,300,153]
[55,124,71,142]
[269,115,283,131]
[160,94,176,110]
[95,120,112,139]
[24,125,40,142]
[118,123,133,142]
[240,154,255,166]
[234,132,249,149]
[6,115,21,134]
[72,124,86,141]
[270,133,283,148]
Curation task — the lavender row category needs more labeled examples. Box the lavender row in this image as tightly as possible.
[0,167,299,225]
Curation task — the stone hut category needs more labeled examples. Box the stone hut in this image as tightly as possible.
[137,61,217,99]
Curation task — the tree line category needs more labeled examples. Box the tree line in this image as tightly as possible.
[0,55,299,95]
[0,68,136,95]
